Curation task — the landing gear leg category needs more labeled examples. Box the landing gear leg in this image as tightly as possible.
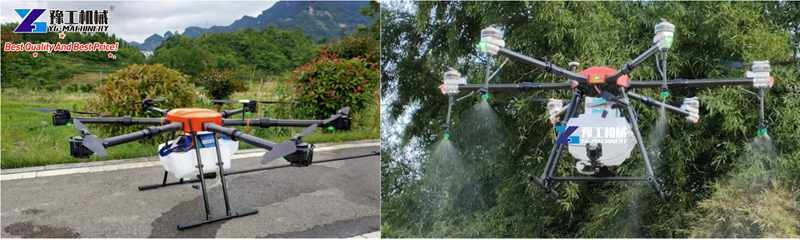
[534,90,582,197]
[620,88,665,198]
[176,128,258,230]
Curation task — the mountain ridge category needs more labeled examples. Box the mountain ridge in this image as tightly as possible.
[130,1,372,51]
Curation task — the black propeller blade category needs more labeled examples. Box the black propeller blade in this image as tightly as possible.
[261,124,318,164]
[31,108,100,115]
[73,119,108,157]
[211,99,289,104]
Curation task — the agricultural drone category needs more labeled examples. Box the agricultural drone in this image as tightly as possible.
[35,98,376,230]
[439,20,774,198]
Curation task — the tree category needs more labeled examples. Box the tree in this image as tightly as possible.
[381,2,800,238]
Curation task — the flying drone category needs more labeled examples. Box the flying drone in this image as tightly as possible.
[36,98,376,230]
[438,20,774,198]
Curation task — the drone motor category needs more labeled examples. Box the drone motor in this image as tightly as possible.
[52,109,72,126]
[285,143,314,167]
[68,136,93,158]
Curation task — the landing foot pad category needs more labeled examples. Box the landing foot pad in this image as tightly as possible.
[177,208,259,230]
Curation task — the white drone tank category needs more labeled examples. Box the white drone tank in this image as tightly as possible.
[157,131,238,179]
[562,97,636,175]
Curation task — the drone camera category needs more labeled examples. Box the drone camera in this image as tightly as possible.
[440,69,466,95]
[69,136,93,158]
[479,26,505,55]
[653,20,675,50]
[748,60,772,88]
[52,110,72,126]
[286,143,314,167]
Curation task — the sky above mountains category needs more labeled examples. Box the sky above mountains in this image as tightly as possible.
[0,0,276,42]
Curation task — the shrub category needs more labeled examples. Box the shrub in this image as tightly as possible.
[330,35,379,63]
[290,49,379,119]
[195,68,248,100]
[88,64,197,138]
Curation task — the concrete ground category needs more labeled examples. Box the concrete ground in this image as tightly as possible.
[1,141,379,238]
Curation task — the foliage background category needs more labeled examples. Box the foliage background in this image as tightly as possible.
[381,1,800,238]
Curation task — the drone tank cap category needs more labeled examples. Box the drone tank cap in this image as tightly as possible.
[479,26,505,55]
[165,108,223,133]
[653,20,675,50]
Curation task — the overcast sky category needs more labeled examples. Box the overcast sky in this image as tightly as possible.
[1,0,276,42]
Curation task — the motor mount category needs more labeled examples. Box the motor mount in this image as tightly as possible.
[330,115,351,131]
[285,143,314,167]
[52,109,72,126]
[69,136,93,158]
[243,100,258,113]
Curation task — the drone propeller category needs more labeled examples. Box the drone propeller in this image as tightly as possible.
[261,124,318,164]
[32,108,100,116]
[211,99,289,105]
[73,119,108,157]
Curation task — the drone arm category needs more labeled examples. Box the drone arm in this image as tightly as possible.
[103,122,183,147]
[221,108,245,118]
[629,78,754,89]
[457,82,573,92]
[607,43,662,82]
[495,48,588,82]
[221,106,351,129]
[204,123,276,150]
[222,118,320,127]
[626,92,691,116]
[74,117,166,126]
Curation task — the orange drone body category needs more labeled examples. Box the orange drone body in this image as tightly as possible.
[165,108,223,133]
[580,66,630,87]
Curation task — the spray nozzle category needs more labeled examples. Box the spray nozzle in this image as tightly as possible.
[479,88,490,101]
[442,124,451,140]
[756,127,769,137]
[659,88,670,99]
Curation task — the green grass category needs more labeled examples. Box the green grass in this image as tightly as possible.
[1,89,158,168]
[0,83,379,169]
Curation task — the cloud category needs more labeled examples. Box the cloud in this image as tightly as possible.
[1,0,276,42]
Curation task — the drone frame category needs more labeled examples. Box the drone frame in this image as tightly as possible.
[48,100,363,230]
[443,21,773,198]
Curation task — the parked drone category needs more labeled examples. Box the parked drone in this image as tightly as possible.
[35,99,373,230]
[438,20,774,198]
